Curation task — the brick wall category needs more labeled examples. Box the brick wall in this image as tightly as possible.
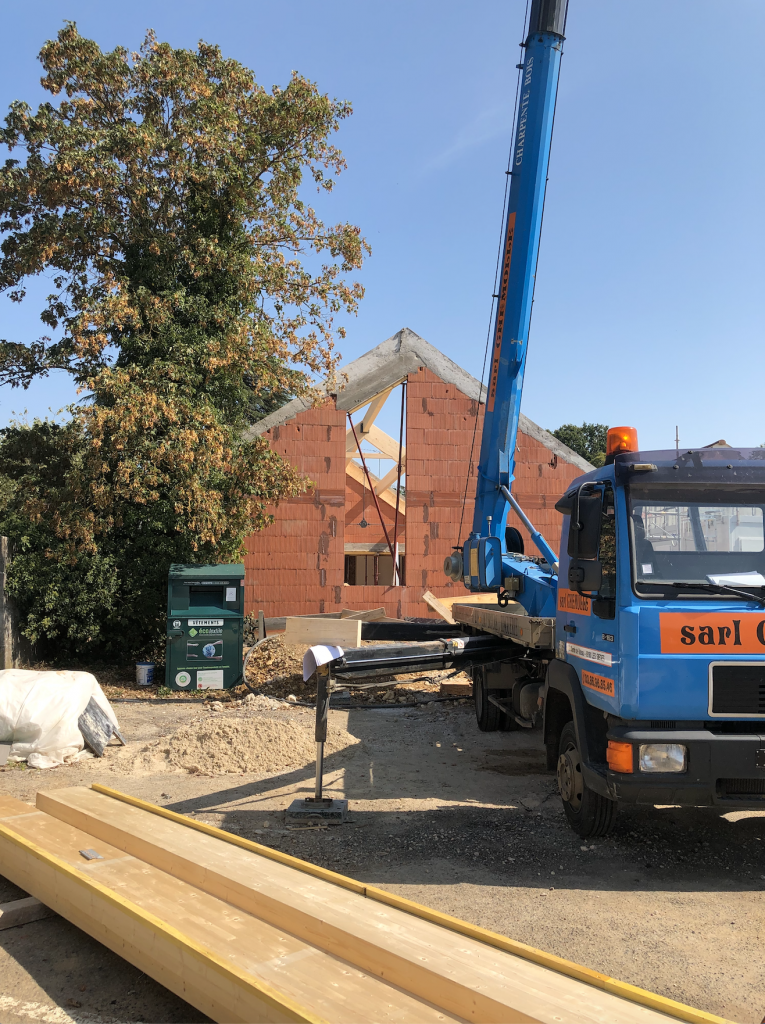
[244,402,346,618]
[244,368,585,620]
[403,367,482,609]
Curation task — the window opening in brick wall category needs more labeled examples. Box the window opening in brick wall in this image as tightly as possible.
[344,554,405,586]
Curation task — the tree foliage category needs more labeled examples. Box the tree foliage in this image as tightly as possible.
[0,24,368,660]
[550,422,608,467]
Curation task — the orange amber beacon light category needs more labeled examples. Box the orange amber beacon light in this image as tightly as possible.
[606,426,638,458]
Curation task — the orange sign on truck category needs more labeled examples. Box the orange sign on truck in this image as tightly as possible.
[557,588,591,615]
[660,612,765,654]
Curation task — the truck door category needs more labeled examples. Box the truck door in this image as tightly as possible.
[559,482,619,709]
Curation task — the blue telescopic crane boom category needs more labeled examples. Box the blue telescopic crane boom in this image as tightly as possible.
[476,0,567,549]
[449,0,568,607]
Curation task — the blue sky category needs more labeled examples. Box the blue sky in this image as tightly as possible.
[1,0,763,451]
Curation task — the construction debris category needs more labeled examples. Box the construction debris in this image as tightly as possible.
[243,635,305,694]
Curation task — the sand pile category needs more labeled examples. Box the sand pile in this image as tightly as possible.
[166,713,359,775]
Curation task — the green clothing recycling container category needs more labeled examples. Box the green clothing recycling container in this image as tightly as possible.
[165,563,245,691]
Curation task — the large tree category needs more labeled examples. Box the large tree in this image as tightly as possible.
[0,24,368,659]
[550,422,608,466]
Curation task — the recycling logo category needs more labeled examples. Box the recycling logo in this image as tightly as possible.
[175,671,191,687]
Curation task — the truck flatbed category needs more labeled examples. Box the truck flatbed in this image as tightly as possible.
[452,602,555,649]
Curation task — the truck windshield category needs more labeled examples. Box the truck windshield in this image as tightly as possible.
[628,484,765,592]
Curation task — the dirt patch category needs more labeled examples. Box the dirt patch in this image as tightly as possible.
[107,696,360,777]
[167,713,359,775]
[478,752,549,775]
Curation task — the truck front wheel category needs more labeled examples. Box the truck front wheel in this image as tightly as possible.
[557,721,617,837]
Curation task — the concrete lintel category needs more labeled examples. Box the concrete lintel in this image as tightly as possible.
[344,543,406,554]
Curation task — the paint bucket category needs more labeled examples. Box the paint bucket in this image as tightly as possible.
[136,662,155,687]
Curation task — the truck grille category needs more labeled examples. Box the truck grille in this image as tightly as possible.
[711,664,765,716]
[717,778,765,798]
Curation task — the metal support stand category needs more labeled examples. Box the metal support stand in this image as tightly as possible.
[311,664,331,802]
[286,665,349,825]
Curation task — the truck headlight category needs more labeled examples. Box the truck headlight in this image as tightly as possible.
[639,743,687,773]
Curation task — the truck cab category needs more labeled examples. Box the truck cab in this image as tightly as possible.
[546,443,765,835]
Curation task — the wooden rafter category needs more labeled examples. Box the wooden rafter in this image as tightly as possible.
[346,459,405,514]
[346,425,406,465]
[344,377,407,416]
[374,464,401,495]
[360,387,395,433]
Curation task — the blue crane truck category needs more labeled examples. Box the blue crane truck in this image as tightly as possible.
[328,0,765,838]
[439,0,765,836]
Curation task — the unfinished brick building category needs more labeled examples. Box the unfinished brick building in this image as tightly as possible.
[243,328,590,619]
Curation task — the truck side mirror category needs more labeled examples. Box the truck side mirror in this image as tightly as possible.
[567,490,603,560]
[568,486,604,595]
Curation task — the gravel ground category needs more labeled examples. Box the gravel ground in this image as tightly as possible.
[1,698,763,1023]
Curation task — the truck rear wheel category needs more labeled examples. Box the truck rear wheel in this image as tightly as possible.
[474,671,510,732]
[557,721,617,837]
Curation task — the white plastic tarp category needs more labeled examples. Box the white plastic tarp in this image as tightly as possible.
[0,669,120,769]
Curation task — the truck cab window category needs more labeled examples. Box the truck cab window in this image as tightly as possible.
[594,484,616,618]
[629,483,765,596]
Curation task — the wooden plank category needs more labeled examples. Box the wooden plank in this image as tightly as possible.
[0,797,455,1024]
[439,681,473,697]
[37,787,694,1024]
[0,799,316,1024]
[421,591,511,621]
[263,612,342,635]
[339,607,386,621]
[452,604,555,649]
[421,591,456,624]
[345,460,405,513]
[345,378,407,417]
[284,617,362,648]
[364,424,405,463]
[442,593,516,610]
[0,895,55,929]
[360,390,395,434]
[374,464,403,495]
[83,786,723,1024]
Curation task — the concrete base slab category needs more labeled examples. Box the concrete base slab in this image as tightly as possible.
[285,798,349,825]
